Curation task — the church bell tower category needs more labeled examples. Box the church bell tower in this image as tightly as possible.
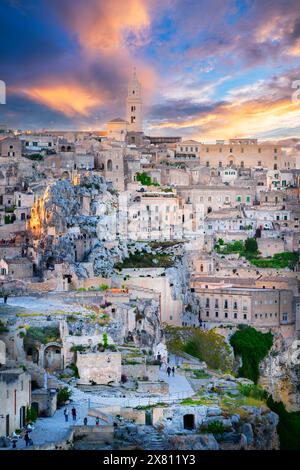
[126,68,143,132]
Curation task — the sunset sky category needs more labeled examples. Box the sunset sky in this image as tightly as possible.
[1,0,300,141]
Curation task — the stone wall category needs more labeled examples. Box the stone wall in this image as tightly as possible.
[77,351,121,385]
[31,388,57,417]
[137,381,169,395]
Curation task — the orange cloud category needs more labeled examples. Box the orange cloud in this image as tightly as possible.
[150,97,300,140]
[67,0,150,52]
[18,84,102,116]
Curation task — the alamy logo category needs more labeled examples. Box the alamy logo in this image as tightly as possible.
[0,80,6,104]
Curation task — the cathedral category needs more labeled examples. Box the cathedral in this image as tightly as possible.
[106,68,143,142]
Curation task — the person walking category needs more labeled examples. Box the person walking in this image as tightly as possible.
[71,406,77,422]
[24,431,30,447]
[64,407,69,422]
[83,417,88,426]
[95,417,100,426]
[11,432,18,449]
[172,366,175,376]
[167,366,171,377]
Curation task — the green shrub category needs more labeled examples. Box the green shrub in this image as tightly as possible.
[26,405,38,423]
[230,326,273,383]
[202,420,225,434]
[166,326,233,372]
[57,387,72,406]
[239,383,268,400]
[267,395,300,450]
[136,172,160,186]
[25,326,60,345]
[0,320,8,332]
[102,333,108,349]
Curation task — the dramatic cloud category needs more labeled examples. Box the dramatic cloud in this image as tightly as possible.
[1,0,300,137]
[16,84,103,117]
[51,0,151,52]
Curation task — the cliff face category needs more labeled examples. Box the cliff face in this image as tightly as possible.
[259,328,300,412]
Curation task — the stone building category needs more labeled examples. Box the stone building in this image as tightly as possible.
[0,137,22,158]
[193,285,294,328]
[178,185,255,214]
[0,257,33,281]
[77,351,122,385]
[122,190,204,245]
[0,369,31,436]
[95,146,125,191]
[176,138,292,170]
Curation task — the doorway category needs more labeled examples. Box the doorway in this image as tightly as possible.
[183,414,195,430]
[6,414,9,436]
[20,406,26,428]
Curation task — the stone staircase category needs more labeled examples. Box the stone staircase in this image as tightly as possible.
[143,428,167,450]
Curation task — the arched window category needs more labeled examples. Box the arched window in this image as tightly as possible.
[107,159,113,171]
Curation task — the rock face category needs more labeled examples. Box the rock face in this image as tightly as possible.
[259,328,300,412]
[169,434,219,450]
[30,176,128,277]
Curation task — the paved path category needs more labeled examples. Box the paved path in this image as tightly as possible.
[6,364,195,450]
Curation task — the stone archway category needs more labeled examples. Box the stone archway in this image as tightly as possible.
[43,342,63,371]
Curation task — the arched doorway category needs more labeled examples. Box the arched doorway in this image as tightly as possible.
[183,414,195,430]
[26,346,39,365]
[107,159,113,171]
[44,343,62,371]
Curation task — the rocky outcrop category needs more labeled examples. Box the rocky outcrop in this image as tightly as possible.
[259,328,300,411]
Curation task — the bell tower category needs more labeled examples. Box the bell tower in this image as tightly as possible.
[126,68,143,132]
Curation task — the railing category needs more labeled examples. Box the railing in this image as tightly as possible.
[87,389,193,410]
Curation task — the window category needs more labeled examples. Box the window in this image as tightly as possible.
[258,161,262,166]
[236,196,242,202]
[224,300,228,309]
[233,301,238,310]
[224,312,228,318]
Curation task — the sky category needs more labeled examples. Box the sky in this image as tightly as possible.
[0,0,300,142]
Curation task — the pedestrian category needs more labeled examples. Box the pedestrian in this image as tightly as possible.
[24,431,30,447]
[64,407,69,422]
[95,417,99,426]
[167,366,171,377]
[83,417,88,426]
[71,406,77,422]
[4,296,7,304]
[172,366,175,376]
[11,432,18,449]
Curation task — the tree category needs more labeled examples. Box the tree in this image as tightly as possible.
[245,237,258,253]
[230,326,273,383]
